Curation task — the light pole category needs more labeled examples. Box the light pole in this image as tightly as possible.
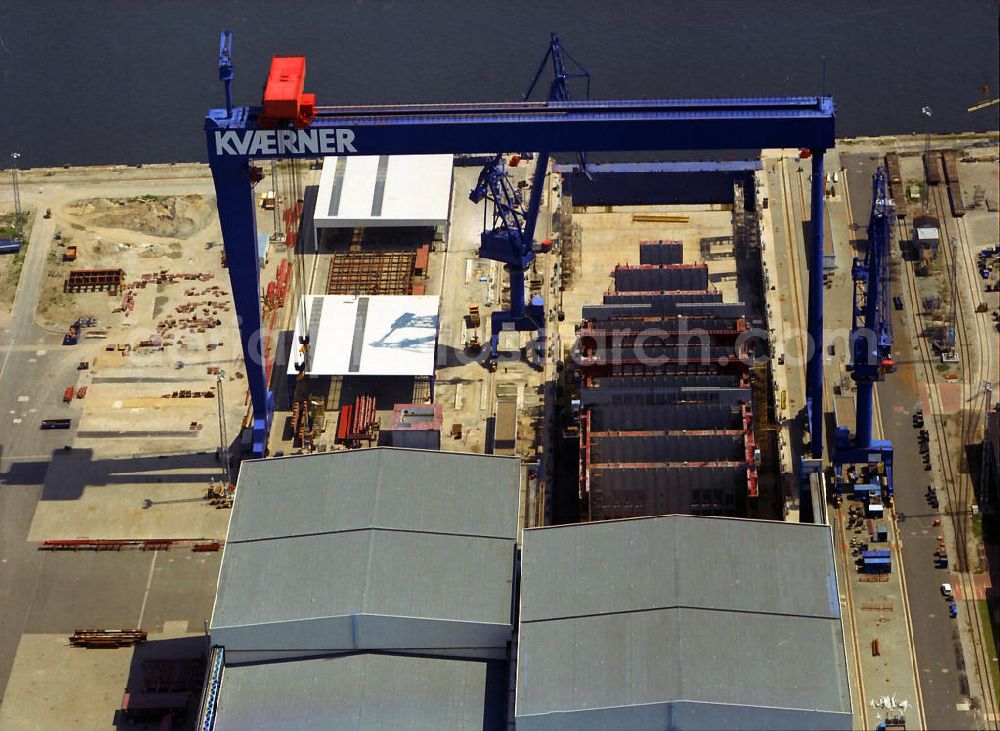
[9,152,22,240]
[217,370,231,486]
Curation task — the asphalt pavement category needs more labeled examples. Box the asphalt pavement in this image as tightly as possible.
[0,211,81,696]
[843,152,975,730]
[0,176,224,707]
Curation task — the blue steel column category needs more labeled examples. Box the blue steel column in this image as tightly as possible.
[522,152,549,248]
[208,153,274,456]
[805,149,826,459]
[509,151,550,319]
[855,381,874,449]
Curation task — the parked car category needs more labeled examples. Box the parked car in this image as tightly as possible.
[893,295,904,311]
[941,582,954,599]
[949,602,958,618]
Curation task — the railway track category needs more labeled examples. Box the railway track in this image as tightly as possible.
[896,181,998,725]
[934,182,997,722]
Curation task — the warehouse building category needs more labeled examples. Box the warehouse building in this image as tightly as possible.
[201,447,520,730]
[287,294,440,377]
[312,154,454,243]
[515,515,852,731]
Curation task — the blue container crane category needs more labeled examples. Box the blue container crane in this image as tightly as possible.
[204,32,835,456]
[834,167,895,498]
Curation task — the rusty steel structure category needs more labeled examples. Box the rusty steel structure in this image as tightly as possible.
[335,394,379,448]
[64,268,125,295]
[326,250,417,295]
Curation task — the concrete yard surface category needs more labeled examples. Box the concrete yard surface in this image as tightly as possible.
[27,450,232,542]
[0,630,209,731]
[0,634,134,730]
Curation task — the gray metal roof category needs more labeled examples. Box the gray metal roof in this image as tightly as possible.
[515,515,851,730]
[226,448,519,542]
[213,530,515,628]
[212,448,520,650]
[215,653,504,731]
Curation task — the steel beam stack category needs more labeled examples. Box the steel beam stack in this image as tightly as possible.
[639,240,684,265]
[578,246,758,521]
[941,150,965,217]
[884,153,906,219]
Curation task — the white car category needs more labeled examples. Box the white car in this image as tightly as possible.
[941,583,953,598]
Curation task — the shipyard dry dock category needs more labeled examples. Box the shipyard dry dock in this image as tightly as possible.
[575,240,759,520]
[1,132,998,729]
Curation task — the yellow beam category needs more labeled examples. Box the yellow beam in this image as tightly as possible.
[967,98,1000,112]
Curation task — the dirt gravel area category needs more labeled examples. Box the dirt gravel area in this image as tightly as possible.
[68,195,214,238]
[37,194,224,330]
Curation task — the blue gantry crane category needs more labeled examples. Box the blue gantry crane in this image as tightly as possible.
[204,32,835,456]
[470,34,590,364]
[468,152,545,365]
[833,167,895,498]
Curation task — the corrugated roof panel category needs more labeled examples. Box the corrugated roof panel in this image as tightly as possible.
[515,516,851,730]
[227,449,519,543]
[216,653,499,731]
[212,448,520,654]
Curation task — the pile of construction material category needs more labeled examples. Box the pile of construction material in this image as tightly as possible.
[335,395,378,449]
[70,629,147,648]
[162,389,216,399]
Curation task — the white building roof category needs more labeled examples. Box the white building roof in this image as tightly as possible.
[314,154,454,228]
[287,295,439,376]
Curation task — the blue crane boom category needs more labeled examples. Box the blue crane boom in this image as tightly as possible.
[834,167,895,497]
[469,33,591,362]
[218,31,234,117]
[468,153,543,361]
[204,32,835,457]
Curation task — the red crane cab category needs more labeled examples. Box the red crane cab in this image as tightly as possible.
[261,56,315,128]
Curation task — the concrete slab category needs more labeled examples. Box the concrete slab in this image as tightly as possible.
[0,630,208,731]
[27,452,232,541]
[0,634,133,730]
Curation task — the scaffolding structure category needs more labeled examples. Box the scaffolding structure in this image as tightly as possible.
[326,251,416,295]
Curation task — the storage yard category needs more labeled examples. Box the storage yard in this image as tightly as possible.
[0,33,998,730]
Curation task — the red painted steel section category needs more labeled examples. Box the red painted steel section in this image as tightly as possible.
[261,56,316,127]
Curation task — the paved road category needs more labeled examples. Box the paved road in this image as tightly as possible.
[0,172,224,706]
[0,211,81,696]
[842,152,976,730]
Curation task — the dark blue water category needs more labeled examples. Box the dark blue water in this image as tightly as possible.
[1,1,997,168]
